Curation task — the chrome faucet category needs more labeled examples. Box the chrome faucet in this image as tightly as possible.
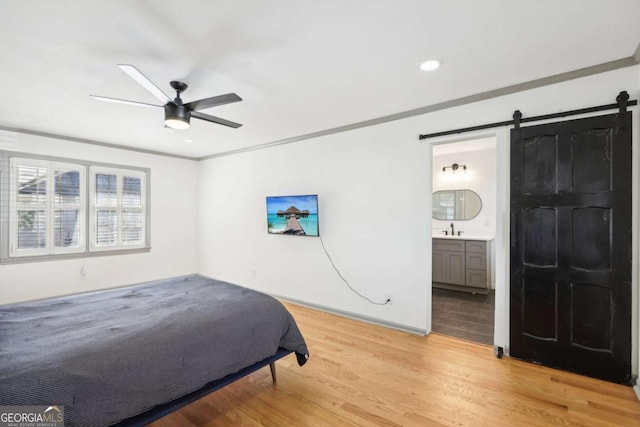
[450,222,454,235]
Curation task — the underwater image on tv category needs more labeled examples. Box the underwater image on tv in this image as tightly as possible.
[266,195,319,237]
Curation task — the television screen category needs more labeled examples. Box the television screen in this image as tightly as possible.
[266,195,319,237]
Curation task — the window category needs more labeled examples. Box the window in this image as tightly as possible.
[90,167,146,251]
[1,152,149,263]
[9,158,85,257]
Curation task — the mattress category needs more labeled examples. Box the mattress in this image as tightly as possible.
[0,274,308,426]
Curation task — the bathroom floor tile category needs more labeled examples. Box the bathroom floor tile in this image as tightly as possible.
[432,288,495,346]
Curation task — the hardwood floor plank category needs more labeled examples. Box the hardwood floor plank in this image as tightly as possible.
[549,374,639,401]
[148,302,640,426]
[430,324,493,344]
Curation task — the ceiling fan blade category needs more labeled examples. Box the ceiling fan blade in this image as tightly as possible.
[192,111,242,128]
[185,93,242,111]
[117,64,172,104]
[90,95,161,108]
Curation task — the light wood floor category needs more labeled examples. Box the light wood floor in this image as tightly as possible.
[151,302,640,426]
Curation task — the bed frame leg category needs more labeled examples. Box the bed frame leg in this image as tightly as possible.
[269,362,277,382]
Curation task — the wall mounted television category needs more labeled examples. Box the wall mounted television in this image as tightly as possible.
[266,195,319,237]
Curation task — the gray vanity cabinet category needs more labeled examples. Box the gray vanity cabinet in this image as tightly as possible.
[432,240,466,286]
[465,241,487,288]
[433,238,490,293]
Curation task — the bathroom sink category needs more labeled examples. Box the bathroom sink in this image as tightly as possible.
[432,233,495,241]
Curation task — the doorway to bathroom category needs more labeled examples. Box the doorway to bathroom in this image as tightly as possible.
[431,137,497,345]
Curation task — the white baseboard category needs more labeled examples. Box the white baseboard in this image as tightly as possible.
[273,294,427,336]
[634,382,640,401]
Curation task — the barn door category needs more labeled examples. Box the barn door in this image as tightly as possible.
[510,111,632,384]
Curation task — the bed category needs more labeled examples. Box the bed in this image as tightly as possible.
[0,275,309,426]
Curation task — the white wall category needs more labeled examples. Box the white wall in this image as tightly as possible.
[198,125,431,332]
[432,147,497,236]
[0,132,199,304]
[198,65,640,377]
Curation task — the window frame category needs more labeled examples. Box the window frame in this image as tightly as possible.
[0,151,150,264]
[89,166,147,252]
[9,157,87,257]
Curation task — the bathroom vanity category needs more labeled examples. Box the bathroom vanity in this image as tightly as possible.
[432,236,492,294]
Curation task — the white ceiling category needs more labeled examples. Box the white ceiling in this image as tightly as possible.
[1,1,639,159]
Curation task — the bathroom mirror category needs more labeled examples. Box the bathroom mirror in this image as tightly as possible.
[432,189,482,220]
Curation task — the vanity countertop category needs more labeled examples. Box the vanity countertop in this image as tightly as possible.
[432,233,495,241]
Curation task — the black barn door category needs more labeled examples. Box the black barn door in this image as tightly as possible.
[510,112,632,384]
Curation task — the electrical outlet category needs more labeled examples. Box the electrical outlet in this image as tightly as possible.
[80,266,87,279]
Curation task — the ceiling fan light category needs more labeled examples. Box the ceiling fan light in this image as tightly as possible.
[165,118,190,130]
[164,104,191,129]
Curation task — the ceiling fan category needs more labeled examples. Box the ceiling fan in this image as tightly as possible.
[90,64,242,129]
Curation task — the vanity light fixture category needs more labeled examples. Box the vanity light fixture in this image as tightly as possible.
[442,163,467,173]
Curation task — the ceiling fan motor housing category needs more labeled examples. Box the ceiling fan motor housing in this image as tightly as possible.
[165,103,191,129]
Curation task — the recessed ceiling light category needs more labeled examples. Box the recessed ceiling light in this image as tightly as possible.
[420,60,441,71]
[184,139,193,143]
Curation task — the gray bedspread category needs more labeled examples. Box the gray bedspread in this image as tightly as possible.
[0,275,308,426]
